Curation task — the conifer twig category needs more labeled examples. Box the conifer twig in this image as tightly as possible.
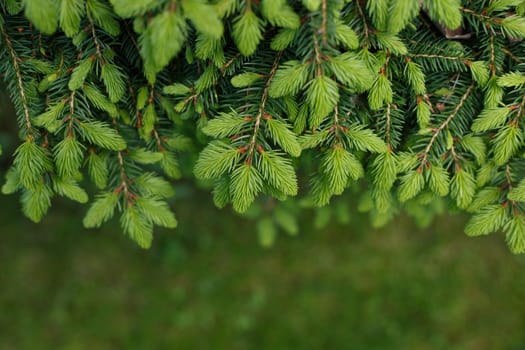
[0,25,34,136]
[409,53,467,63]
[67,91,76,136]
[489,33,497,76]
[355,0,369,46]
[116,150,132,203]
[87,16,104,62]
[384,104,392,148]
[321,0,328,45]
[246,52,283,164]
[419,82,475,170]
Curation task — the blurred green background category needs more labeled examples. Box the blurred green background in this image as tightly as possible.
[1,188,525,349]
[1,90,525,350]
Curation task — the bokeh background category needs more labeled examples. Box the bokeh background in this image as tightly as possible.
[1,90,525,349]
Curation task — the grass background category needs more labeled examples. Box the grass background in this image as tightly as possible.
[1,185,525,350]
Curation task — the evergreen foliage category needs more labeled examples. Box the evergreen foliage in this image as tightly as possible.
[1,0,525,252]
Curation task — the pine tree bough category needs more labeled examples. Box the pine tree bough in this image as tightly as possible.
[1,0,525,251]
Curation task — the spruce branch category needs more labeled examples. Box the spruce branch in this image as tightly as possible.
[116,150,133,203]
[0,23,34,136]
[221,52,242,75]
[313,34,323,76]
[246,52,283,164]
[320,0,328,45]
[67,90,76,135]
[513,91,525,124]
[460,7,492,21]
[409,52,467,63]
[419,82,475,170]
[503,163,519,221]
[152,128,165,152]
[332,105,341,142]
[489,33,497,76]
[87,16,104,62]
[1,0,525,251]
[384,103,393,148]
[355,0,370,47]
